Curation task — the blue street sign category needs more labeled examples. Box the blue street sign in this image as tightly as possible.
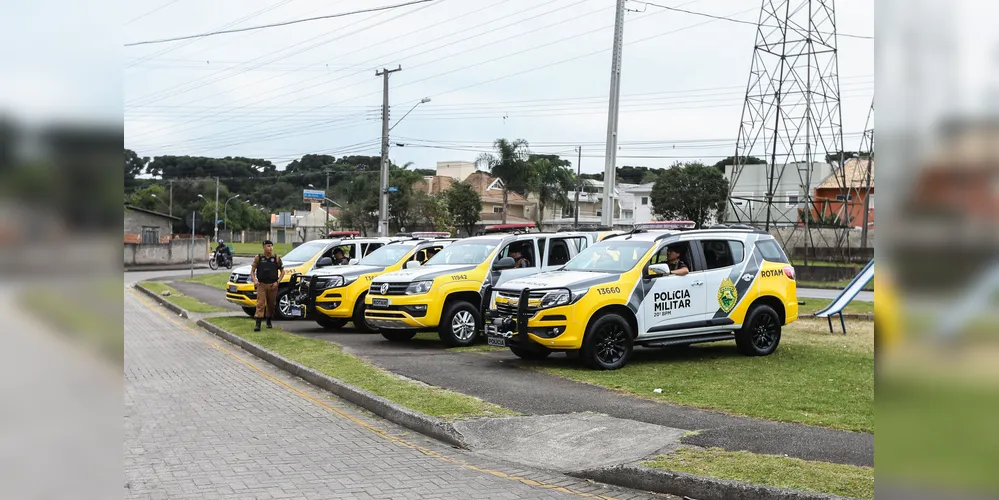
[387,186,399,193]
[303,189,325,202]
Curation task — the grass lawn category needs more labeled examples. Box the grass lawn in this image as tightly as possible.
[183,271,231,290]
[643,447,874,499]
[797,298,874,316]
[207,317,515,420]
[230,242,292,256]
[538,319,874,433]
[140,281,227,313]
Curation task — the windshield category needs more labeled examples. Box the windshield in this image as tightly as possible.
[563,240,654,273]
[359,243,416,266]
[280,241,330,262]
[424,240,499,265]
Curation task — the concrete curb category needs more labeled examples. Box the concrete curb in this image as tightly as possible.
[574,464,857,500]
[195,319,469,450]
[134,282,191,319]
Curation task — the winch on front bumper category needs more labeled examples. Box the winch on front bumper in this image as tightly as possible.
[483,285,572,348]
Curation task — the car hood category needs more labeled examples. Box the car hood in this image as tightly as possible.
[304,264,385,279]
[493,270,620,292]
[373,264,479,284]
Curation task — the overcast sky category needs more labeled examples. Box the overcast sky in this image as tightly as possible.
[123,0,876,175]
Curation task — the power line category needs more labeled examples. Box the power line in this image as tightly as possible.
[127,0,184,25]
[631,0,874,40]
[125,0,436,47]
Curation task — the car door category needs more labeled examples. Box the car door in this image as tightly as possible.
[493,238,541,288]
[695,238,749,324]
[640,240,707,336]
[542,237,574,269]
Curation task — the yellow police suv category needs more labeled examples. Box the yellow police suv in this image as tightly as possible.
[485,225,799,369]
[298,235,456,331]
[365,231,597,346]
[225,236,398,319]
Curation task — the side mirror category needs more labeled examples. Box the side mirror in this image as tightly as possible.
[405,260,422,269]
[348,258,359,265]
[317,257,333,268]
[646,264,671,279]
[494,256,516,271]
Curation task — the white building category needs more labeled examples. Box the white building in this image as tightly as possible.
[725,161,834,226]
[536,179,635,230]
[625,182,656,224]
[435,161,478,182]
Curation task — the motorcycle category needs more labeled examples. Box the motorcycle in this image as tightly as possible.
[209,251,233,270]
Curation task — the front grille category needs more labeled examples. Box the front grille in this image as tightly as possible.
[369,282,409,295]
[495,290,547,316]
[229,273,251,284]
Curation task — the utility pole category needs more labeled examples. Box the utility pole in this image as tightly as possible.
[169,180,174,216]
[377,65,402,237]
[213,177,220,243]
[325,169,330,235]
[574,146,582,229]
[601,0,626,228]
[190,211,196,279]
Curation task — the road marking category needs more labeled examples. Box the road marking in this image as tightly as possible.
[129,287,622,500]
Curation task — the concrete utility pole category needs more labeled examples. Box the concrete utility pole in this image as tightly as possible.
[325,169,330,234]
[574,146,582,229]
[190,211,196,279]
[213,177,220,242]
[377,66,402,237]
[169,180,174,216]
[601,0,626,228]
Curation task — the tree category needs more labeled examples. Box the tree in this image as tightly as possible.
[825,151,859,165]
[476,138,533,224]
[126,184,167,212]
[417,193,454,232]
[650,162,729,229]
[124,148,148,192]
[712,156,766,174]
[387,167,425,233]
[528,157,575,224]
[444,182,481,237]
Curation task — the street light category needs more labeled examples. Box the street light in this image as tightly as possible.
[379,97,431,236]
[389,97,431,132]
[222,194,240,232]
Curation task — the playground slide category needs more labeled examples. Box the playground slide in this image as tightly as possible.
[814,259,875,319]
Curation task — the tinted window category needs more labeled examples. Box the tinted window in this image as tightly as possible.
[701,240,740,269]
[756,239,789,263]
[547,239,572,266]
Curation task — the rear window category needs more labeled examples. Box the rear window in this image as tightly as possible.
[756,239,789,263]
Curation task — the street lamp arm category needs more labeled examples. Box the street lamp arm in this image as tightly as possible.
[388,97,430,132]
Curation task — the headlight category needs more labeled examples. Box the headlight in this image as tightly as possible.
[406,280,433,294]
[540,291,571,308]
[322,276,357,289]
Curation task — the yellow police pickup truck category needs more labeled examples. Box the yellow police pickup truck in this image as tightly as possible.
[485,226,800,369]
[297,237,456,331]
[365,231,597,346]
[225,236,398,319]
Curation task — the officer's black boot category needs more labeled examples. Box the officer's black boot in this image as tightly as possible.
[266,317,273,329]
[254,319,261,332]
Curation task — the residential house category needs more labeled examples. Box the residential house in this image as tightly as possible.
[124,205,179,244]
[269,204,338,244]
[725,161,834,226]
[811,157,874,229]
[436,161,477,181]
[909,122,999,222]
[535,179,635,230]
[625,182,656,224]
[463,170,535,228]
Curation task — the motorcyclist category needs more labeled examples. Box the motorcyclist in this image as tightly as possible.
[215,239,232,266]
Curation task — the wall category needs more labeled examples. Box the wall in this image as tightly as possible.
[124,237,208,266]
[123,208,174,242]
[813,187,875,229]
[436,161,477,181]
[769,227,876,262]
[725,162,833,225]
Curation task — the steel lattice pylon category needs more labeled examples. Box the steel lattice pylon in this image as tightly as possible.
[727,0,848,260]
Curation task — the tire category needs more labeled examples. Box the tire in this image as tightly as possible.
[315,316,348,330]
[242,307,256,317]
[381,330,417,342]
[352,293,373,333]
[275,289,296,320]
[225,258,233,270]
[438,300,481,347]
[580,313,634,370]
[735,304,782,356]
[509,344,552,360]
[208,257,219,270]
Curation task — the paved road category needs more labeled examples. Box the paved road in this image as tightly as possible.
[169,279,873,467]
[125,287,666,500]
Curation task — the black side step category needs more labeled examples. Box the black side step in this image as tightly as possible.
[641,333,735,348]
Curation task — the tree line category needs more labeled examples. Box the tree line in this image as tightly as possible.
[125,141,740,237]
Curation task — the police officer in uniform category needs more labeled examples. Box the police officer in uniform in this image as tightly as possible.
[252,240,285,331]
[665,245,690,276]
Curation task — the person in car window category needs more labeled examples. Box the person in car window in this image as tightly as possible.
[333,247,350,265]
[665,245,689,276]
[422,247,438,263]
[509,245,531,268]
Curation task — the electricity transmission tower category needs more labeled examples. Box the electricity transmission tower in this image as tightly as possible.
[727,0,847,262]
[855,101,874,248]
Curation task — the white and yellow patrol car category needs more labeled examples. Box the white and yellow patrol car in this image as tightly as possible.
[485,226,799,369]
[298,236,456,331]
[365,231,598,346]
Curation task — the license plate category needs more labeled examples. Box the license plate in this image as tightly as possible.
[228,285,237,292]
[487,336,506,347]
[371,298,390,308]
[289,306,303,317]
